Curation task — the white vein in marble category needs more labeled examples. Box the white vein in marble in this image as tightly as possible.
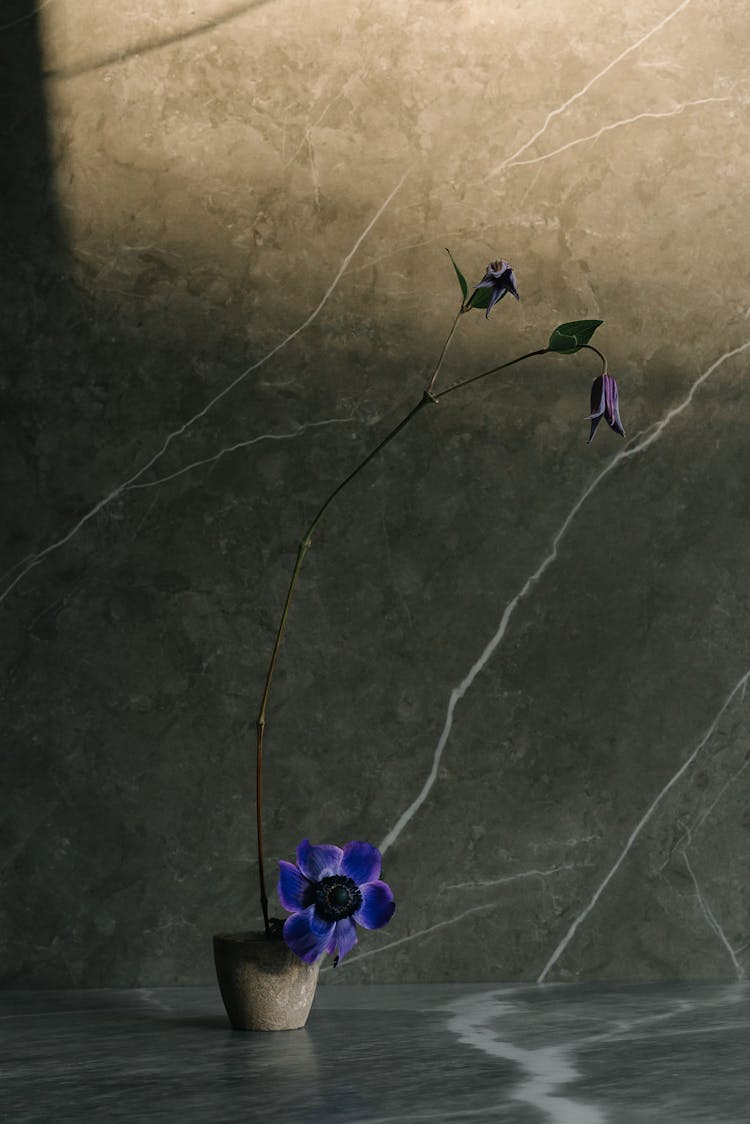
[0,0,58,33]
[126,416,355,491]
[504,97,733,171]
[681,849,744,981]
[379,339,750,859]
[538,661,750,982]
[488,0,694,175]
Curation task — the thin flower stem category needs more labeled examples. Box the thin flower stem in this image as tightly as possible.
[438,348,549,399]
[580,343,608,374]
[303,396,432,542]
[426,307,464,395]
[254,397,434,933]
[437,342,608,401]
[254,390,446,933]
[254,307,472,931]
[253,330,608,934]
[255,537,311,934]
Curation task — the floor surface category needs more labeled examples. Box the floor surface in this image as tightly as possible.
[2,981,748,1122]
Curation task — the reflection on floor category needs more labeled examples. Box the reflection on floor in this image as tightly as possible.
[2,981,748,1122]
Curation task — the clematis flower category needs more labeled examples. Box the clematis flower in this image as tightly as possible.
[587,373,625,442]
[278,839,395,966]
[466,259,520,317]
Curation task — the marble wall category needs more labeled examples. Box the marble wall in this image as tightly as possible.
[2,0,749,987]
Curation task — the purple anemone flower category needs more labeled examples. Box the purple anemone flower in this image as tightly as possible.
[467,259,520,317]
[278,839,395,966]
[587,374,625,442]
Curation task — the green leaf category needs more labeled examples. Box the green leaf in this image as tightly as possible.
[547,319,603,354]
[445,248,468,302]
[463,285,491,311]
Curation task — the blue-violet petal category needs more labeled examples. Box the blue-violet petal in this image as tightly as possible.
[340,841,382,886]
[296,839,344,881]
[278,860,314,912]
[283,905,333,963]
[326,918,359,965]
[355,880,396,930]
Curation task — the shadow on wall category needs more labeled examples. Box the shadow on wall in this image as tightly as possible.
[0,4,263,986]
[0,2,63,260]
[1,0,67,439]
[42,0,276,80]
[0,0,401,988]
[1,1,68,564]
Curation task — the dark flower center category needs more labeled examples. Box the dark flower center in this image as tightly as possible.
[315,875,362,922]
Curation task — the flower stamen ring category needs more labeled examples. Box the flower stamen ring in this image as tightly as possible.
[315,875,362,921]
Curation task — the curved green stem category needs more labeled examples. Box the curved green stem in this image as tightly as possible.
[426,306,463,394]
[437,342,608,401]
[253,323,607,934]
[302,396,433,546]
[254,398,436,934]
[438,348,549,399]
[255,538,311,933]
[253,315,461,933]
[579,343,608,374]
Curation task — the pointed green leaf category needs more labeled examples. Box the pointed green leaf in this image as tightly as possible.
[445,248,468,302]
[463,285,492,311]
[547,319,603,354]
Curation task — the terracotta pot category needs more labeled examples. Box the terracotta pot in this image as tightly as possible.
[213,930,320,1031]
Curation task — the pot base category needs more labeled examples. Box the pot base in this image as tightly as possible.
[213,930,320,1031]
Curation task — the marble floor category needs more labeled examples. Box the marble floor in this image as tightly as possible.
[1,981,748,1122]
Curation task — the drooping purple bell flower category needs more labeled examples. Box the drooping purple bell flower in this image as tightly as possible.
[466,259,520,317]
[278,839,395,966]
[587,373,625,442]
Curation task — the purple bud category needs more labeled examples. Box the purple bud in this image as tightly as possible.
[587,374,625,442]
[466,259,520,318]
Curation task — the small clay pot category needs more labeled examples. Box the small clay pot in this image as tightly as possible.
[213,930,320,1031]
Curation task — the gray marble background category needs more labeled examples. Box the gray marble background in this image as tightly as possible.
[2,0,749,987]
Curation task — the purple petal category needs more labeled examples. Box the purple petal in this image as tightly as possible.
[505,268,520,300]
[485,285,507,318]
[609,406,625,437]
[325,918,359,965]
[587,376,605,419]
[340,841,381,886]
[283,905,333,964]
[296,839,343,881]
[587,415,602,443]
[586,376,605,442]
[354,880,396,931]
[604,376,625,436]
[587,375,624,441]
[604,375,617,420]
[278,860,314,913]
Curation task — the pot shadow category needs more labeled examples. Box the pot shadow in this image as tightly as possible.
[164,1014,232,1030]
